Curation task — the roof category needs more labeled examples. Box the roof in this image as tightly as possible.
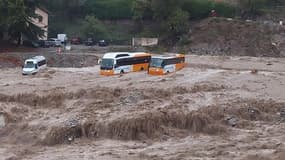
[152,54,185,59]
[103,52,129,59]
[103,52,151,59]
[36,6,50,14]
[25,56,46,62]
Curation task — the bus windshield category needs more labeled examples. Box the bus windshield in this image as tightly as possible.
[150,58,164,68]
[24,61,35,68]
[100,58,114,70]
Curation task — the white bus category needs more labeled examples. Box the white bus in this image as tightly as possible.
[22,56,47,75]
[100,52,151,76]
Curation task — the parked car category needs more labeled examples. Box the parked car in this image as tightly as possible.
[70,37,82,45]
[23,40,39,48]
[84,38,95,46]
[98,40,108,47]
[37,40,52,48]
[47,38,61,47]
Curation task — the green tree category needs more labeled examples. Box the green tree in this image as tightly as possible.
[150,0,183,20]
[132,0,152,20]
[81,15,108,39]
[133,0,186,21]
[133,0,189,40]
[239,0,268,16]
[0,0,8,38]
[1,0,44,44]
[84,0,134,19]
[166,9,189,36]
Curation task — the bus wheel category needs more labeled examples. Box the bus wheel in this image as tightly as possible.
[120,70,124,74]
[167,71,170,74]
[140,67,144,71]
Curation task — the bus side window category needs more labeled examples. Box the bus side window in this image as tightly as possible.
[161,61,166,67]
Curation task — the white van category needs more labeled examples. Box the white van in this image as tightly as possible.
[57,34,67,43]
[22,56,47,75]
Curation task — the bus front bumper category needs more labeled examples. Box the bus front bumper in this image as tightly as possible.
[148,68,164,75]
[100,70,114,76]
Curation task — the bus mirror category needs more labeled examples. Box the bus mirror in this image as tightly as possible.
[114,64,118,68]
[98,59,102,65]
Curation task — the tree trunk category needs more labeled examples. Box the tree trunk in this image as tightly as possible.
[17,33,21,46]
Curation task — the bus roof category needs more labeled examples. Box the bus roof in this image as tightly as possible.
[152,54,184,60]
[103,52,151,59]
[25,56,46,63]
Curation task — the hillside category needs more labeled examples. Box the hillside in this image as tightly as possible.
[175,17,285,57]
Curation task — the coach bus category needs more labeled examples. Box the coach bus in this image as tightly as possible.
[148,54,185,75]
[100,52,151,76]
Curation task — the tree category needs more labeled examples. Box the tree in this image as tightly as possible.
[239,0,268,17]
[132,0,152,20]
[0,0,8,37]
[166,9,189,36]
[133,0,184,20]
[132,0,189,40]
[1,0,44,44]
[150,0,183,20]
[81,15,108,39]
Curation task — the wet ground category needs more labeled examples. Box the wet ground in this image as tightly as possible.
[0,54,285,160]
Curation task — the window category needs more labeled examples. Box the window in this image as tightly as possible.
[38,60,46,67]
[115,54,129,58]
[38,16,43,23]
[116,56,151,67]
[150,58,164,68]
[100,59,114,70]
[24,62,35,68]
[164,57,185,65]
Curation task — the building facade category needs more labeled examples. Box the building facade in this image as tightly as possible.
[33,7,49,40]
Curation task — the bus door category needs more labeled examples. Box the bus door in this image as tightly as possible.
[163,59,175,74]
[114,59,132,74]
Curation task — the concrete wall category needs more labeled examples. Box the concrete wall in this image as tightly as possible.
[132,38,158,46]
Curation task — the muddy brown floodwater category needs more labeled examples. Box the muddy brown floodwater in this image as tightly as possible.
[0,54,285,160]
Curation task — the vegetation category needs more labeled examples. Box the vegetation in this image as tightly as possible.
[238,0,268,18]
[81,15,108,40]
[166,9,190,36]
[84,0,135,19]
[1,0,284,45]
[0,0,44,44]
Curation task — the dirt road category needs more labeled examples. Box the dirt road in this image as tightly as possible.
[0,55,285,160]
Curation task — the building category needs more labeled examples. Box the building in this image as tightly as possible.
[33,7,49,40]
[1,6,49,43]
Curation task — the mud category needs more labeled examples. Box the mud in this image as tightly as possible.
[0,52,99,68]
[0,55,285,160]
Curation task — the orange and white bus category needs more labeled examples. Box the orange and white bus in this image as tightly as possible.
[100,52,151,76]
[148,54,185,75]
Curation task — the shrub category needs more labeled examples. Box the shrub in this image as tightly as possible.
[81,15,109,39]
[84,0,135,19]
[183,0,236,19]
